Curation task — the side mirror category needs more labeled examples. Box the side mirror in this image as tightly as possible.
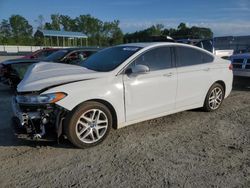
[132,64,149,74]
[125,64,149,75]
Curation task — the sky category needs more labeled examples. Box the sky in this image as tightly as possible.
[0,0,250,36]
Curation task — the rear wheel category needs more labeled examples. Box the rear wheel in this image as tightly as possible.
[203,83,225,112]
[65,101,112,148]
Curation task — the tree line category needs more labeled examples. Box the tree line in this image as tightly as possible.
[124,23,213,43]
[0,14,213,46]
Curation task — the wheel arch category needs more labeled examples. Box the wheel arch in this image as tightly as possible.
[202,80,226,112]
[203,80,226,104]
[78,99,118,129]
[214,80,226,95]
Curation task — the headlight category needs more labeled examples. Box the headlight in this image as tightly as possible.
[16,92,67,104]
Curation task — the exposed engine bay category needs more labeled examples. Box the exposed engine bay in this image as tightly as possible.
[12,95,68,141]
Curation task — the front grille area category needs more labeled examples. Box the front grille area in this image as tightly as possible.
[232,58,250,70]
[232,58,244,70]
[233,64,242,69]
[19,103,53,112]
[247,59,250,69]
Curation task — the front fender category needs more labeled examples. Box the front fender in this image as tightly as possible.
[42,76,125,125]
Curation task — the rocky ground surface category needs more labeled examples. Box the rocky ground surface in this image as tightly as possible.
[0,56,249,187]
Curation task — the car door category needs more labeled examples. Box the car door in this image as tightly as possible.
[123,46,177,122]
[175,46,214,109]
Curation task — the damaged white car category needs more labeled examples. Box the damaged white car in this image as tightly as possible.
[12,43,233,148]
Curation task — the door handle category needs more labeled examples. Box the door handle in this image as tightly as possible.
[203,68,210,71]
[163,72,173,77]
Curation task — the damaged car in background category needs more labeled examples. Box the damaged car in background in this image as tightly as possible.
[0,47,100,87]
[230,53,250,77]
[12,43,233,148]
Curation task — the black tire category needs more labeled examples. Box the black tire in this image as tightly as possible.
[203,83,225,112]
[65,101,112,148]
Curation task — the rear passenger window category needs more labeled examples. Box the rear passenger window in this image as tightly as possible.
[176,46,213,67]
[203,53,214,63]
[202,40,213,53]
[131,47,172,71]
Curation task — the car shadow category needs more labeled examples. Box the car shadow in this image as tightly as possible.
[232,76,250,91]
[0,126,75,149]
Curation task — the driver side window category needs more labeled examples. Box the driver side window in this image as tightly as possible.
[128,46,172,71]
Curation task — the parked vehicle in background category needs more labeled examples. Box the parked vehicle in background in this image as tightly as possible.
[230,53,250,77]
[0,47,100,87]
[43,47,99,64]
[195,39,233,59]
[0,59,40,87]
[146,35,175,42]
[214,49,234,60]
[177,39,200,45]
[195,39,214,53]
[233,47,250,55]
[22,48,60,59]
[12,42,233,148]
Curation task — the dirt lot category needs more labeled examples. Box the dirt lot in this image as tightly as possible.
[0,56,250,187]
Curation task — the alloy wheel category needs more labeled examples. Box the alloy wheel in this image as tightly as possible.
[208,87,223,110]
[75,109,108,144]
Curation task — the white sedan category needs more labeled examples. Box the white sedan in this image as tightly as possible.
[13,43,233,148]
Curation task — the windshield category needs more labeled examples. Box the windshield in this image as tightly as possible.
[81,46,142,72]
[44,49,69,62]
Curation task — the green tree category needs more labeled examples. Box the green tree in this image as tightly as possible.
[0,19,12,44]
[76,14,103,45]
[170,23,213,39]
[76,15,102,34]
[44,22,53,30]
[59,15,77,31]
[9,15,33,44]
[35,15,45,30]
[124,24,165,43]
[50,14,61,30]
[103,20,123,45]
[171,23,191,39]
[190,26,213,39]
[124,22,213,42]
[177,22,187,30]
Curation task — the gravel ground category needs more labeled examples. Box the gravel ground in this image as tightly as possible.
[0,56,250,187]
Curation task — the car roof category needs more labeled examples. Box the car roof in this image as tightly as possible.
[117,42,213,54]
[117,42,201,48]
[61,47,101,51]
[42,48,60,51]
[117,42,170,48]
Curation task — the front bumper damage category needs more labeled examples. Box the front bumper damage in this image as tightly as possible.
[11,96,67,142]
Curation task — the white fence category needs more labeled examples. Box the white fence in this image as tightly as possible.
[0,45,64,53]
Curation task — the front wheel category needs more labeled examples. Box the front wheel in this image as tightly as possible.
[203,83,225,112]
[65,101,112,148]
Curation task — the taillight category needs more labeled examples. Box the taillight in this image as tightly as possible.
[229,63,233,70]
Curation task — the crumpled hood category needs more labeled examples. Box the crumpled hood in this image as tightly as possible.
[17,62,106,92]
